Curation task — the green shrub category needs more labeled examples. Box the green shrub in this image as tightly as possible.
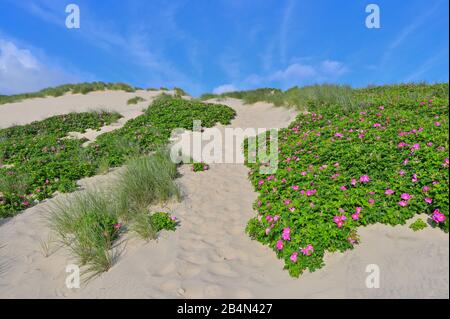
[410,219,428,231]
[192,162,210,172]
[151,211,178,232]
[244,83,449,277]
[127,96,145,105]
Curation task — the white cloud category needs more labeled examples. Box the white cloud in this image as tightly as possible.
[0,39,81,95]
[213,84,238,94]
[269,63,317,81]
[243,59,348,88]
[320,60,348,76]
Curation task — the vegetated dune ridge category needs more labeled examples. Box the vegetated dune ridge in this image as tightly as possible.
[0,94,447,298]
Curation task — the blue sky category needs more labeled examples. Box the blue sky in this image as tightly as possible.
[0,0,448,96]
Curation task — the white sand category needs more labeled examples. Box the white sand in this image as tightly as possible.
[0,95,448,298]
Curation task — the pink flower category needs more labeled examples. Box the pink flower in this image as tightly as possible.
[443,158,449,167]
[283,199,291,205]
[412,174,418,183]
[368,198,375,204]
[171,216,177,221]
[258,180,265,186]
[398,201,408,207]
[340,186,347,191]
[425,197,433,204]
[356,207,362,214]
[399,170,405,176]
[401,193,412,201]
[291,185,299,191]
[337,221,344,228]
[276,240,284,250]
[385,189,394,195]
[379,106,385,110]
[351,213,359,220]
[266,215,274,222]
[351,178,357,186]
[288,207,295,212]
[411,143,420,151]
[22,201,30,207]
[432,209,446,223]
[290,252,299,262]
[301,171,307,176]
[335,133,343,138]
[422,186,430,192]
[333,216,342,223]
[273,215,280,222]
[301,244,314,256]
[435,122,441,127]
[265,228,271,235]
[398,142,407,148]
[282,228,291,241]
[373,123,381,127]
[360,175,370,183]
[113,223,122,230]
[427,142,433,147]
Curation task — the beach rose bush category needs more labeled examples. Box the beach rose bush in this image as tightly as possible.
[245,85,449,277]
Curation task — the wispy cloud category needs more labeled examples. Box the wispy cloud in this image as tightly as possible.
[9,0,203,94]
[220,59,348,92]
[404,48,449,82]
[0,37,83,94]
[212,83,238,94]
[279,0,296,65]
[381,0,444,66]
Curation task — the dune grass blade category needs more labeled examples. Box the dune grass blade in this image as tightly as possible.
[116,150,180,221]
[46,189,120,279]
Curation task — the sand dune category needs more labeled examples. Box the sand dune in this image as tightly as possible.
[0,95,448,298]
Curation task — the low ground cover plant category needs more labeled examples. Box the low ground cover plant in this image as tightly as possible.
[88,95,236,166]
[245,83,449,277]
[0,82,137,105]
[0,96,235,218]
[0,111,122,217]
[192,162,210,172]
[127,96,145,105]
[409,219,428,231]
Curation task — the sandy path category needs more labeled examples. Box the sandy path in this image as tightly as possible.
[0,97,448,298]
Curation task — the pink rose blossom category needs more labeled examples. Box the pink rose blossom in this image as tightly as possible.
[276,240,284,250]
[385,189,394,195]
[360,175,370,183]
[424,197,433,204]
[432,209,446,223]
[401,193,412,201]
[290,252,299,262]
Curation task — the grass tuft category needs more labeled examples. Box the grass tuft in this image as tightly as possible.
[116,150,180,220]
